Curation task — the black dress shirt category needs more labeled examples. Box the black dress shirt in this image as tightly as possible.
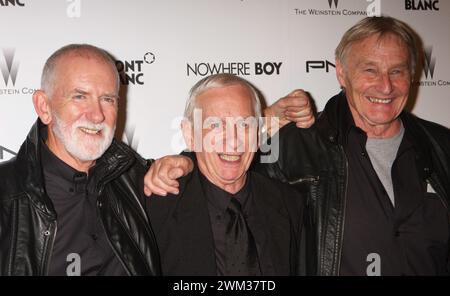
[41,141,127,276]
[339,102,449,276]
[199,172,273,275]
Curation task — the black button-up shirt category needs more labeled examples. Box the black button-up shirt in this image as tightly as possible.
[199,172,275,275]
[41,141,126,276]
[339,103,449,276]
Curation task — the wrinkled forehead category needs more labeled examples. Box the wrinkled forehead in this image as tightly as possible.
[196,85,256,117]
[54,52,119,85]
[352,33,410,59]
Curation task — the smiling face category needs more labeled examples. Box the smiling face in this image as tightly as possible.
[336,33,412,138]
[184,84,258,194]
[41,53,119,171]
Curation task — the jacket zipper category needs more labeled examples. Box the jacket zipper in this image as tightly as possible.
[425,176,450,273]
[41,221,57,276]
[333,146,348,276]
[288,176,320,185]
[8,199,18,275]
[97,190,132,276]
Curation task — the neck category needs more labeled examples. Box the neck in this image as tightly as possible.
[360,120,402,139]
[220,176,246,194]
[46,132,95,173]
[350,112,402,139]
[198,165,247,194]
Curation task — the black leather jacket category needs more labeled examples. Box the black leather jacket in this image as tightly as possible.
[256,92,450,275]
[0,120,161,275]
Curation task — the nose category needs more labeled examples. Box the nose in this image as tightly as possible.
[377,73,393,95]
[224,124,246,153]
[87,99,105,123]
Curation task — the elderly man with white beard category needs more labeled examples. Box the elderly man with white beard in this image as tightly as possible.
[0,44,190,275]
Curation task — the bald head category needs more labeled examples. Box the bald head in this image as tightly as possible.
[41,44,120,97]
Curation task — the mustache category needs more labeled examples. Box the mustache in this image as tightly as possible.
[73,121,107,131]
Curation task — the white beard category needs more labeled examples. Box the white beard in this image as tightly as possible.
[52,113,115,162]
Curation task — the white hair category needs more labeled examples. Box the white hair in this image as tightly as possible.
[184,73,262,122]
[41,43,120,97]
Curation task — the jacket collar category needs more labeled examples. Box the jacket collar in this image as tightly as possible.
[317,91,433,176]
[15,119,136,216]
[316,91,355,146]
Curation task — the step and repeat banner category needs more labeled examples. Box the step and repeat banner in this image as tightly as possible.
[1,0,449,162]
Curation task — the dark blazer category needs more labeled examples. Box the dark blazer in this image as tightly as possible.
[146,165,305,276]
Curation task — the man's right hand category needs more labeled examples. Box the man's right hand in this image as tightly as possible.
[144,155,194,196]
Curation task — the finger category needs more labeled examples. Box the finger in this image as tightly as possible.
[295,117,315,129]
[144,186,152,197]
[285,109,312,119]
[168,167,184,181]
[286,116,314,125]
[147,186,168,197]
[286,89,306,97]
[147,177,176,196]
[279,96,309,109]
[157,168,180,188]
[157,165,180,187]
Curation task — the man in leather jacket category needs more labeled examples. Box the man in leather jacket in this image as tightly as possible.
[256,16,450,276]
[0,44,179,275]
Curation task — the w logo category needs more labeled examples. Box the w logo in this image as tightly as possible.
[423,47,436,79]
[0,48,19,86]
[328,0,339,8]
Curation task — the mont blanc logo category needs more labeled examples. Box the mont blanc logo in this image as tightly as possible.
[414,46,450,87]
[293,0,379,17]
[0,0,25,6]
[405,0,439,11]
[115,52,156,86]
[0,48,19,87]
[0,145,17,160]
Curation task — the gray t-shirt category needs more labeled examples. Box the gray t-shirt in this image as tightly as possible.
[365,122,405,207]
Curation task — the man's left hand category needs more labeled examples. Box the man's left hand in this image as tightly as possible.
[264,89,315,135]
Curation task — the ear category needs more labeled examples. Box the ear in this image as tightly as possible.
[32,90,52,125]
[335,59,347,89]
[181,119,194,151]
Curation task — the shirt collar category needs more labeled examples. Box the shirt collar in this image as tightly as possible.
[199,170,251,213]
[40,138,90,194]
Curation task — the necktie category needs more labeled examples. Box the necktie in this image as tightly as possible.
[225,198,261,275]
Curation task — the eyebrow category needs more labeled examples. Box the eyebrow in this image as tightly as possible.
[73,88,89,95]
[73,88,119,99]
[358,61,409,68]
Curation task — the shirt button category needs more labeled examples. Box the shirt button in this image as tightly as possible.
[394,231,400,237]
[91,234,98,241]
